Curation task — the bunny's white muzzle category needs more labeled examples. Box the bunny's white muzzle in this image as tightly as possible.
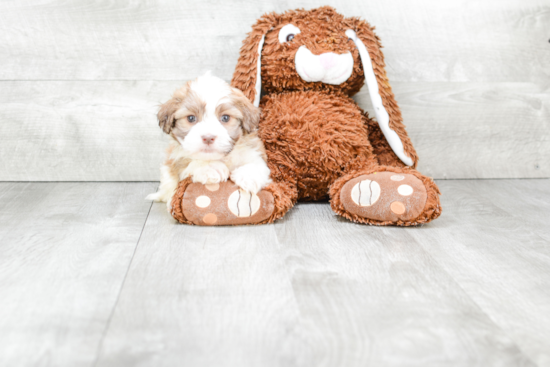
[294,46,354,85]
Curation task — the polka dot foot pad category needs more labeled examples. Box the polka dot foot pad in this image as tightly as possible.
[340,172,427,223]
[180,181,275,226]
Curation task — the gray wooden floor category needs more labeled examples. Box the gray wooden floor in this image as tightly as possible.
[0,179,549,367]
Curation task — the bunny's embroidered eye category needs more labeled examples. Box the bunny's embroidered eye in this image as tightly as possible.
[279,24,301,44]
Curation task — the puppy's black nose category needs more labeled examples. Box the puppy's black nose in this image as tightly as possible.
[202,134,216,145]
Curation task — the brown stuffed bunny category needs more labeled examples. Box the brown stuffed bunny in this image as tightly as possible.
[171,6,441,226]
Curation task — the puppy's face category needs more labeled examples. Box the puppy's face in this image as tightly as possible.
[158,74,260,160]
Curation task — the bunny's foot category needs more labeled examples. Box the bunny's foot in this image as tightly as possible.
[170,178,295,226]
[330,168,441,226]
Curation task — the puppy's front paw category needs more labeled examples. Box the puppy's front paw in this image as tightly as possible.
[231,165,271,194]
[192,167,220,184]
[192,163,229,185]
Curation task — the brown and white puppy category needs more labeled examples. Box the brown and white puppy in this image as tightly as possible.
[146,73,271,208]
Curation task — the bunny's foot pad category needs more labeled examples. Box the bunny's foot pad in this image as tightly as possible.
[172,180,274,226]
[340,172,427,223]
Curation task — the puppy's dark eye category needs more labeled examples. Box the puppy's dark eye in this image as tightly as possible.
[187,115,196,123]
[220,115,230,123]
[286,34,295,42]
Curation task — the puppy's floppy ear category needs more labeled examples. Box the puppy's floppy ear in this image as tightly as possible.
[157,98,180,134]
[346,19,418,168]
[231,88,261,133]
[231,13,279,107]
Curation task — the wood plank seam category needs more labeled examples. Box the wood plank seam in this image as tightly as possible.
[407,231,538,366]
[92,194,156,367]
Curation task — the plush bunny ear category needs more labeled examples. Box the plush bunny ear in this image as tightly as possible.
[231,14,278,107]
[346,25,418,167]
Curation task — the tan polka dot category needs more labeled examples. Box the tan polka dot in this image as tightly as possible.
[205,183,219,191]
[195,195,211,208]
[398,184,413,196]
[391,175,405,181]
[203,213,217,225]
[390,201,406,215]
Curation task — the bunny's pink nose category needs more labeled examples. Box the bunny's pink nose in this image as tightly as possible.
[319,52,338,70]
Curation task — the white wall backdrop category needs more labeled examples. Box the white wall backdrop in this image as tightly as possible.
[0,0,548,180]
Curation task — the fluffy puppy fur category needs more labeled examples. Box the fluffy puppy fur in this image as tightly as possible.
[146,73,271,208]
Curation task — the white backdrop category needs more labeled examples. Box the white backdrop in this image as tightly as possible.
[0,0,548,180]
